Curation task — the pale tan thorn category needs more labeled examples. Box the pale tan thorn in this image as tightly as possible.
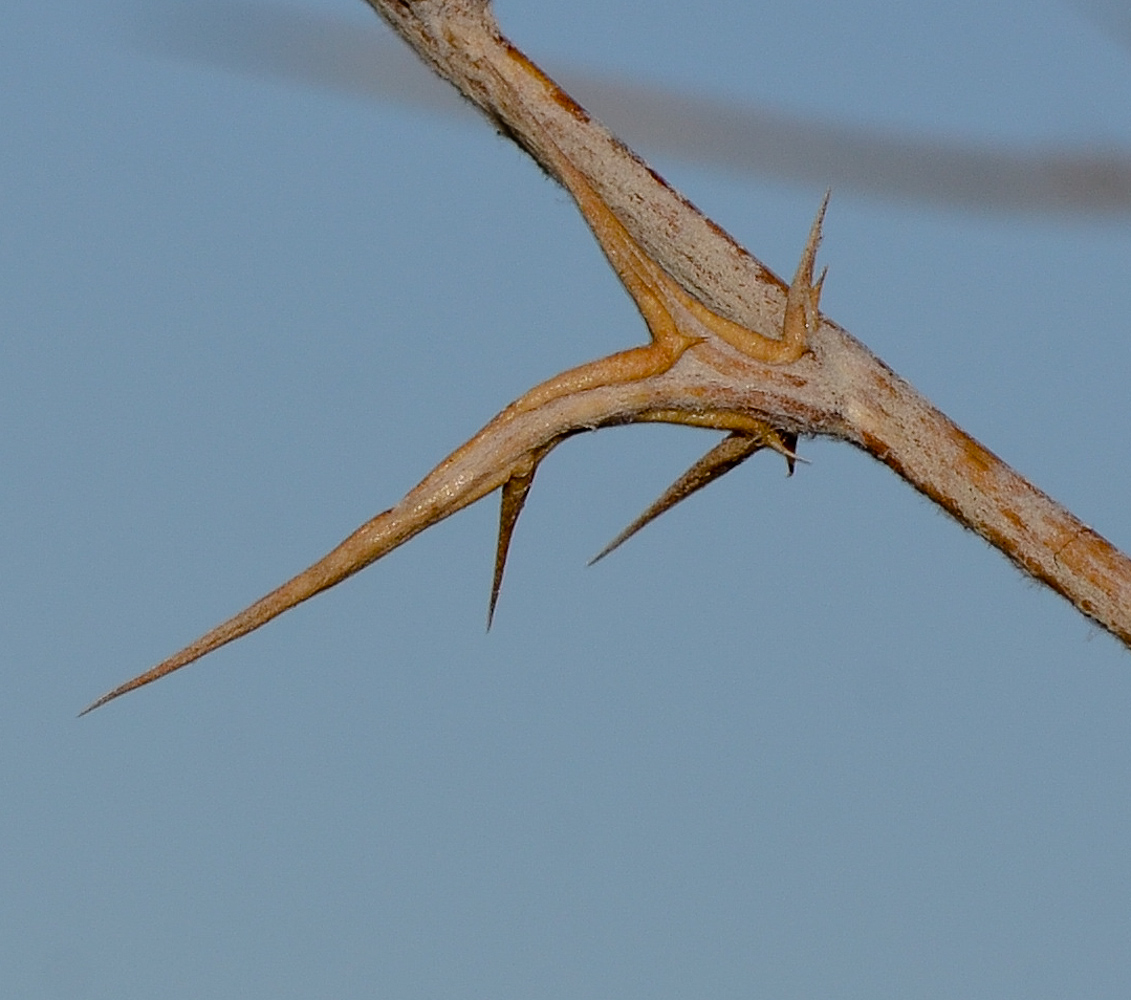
[671,192,829,365]
[782,191,831,357]
[589,431,768,566]
[77,504,418,715]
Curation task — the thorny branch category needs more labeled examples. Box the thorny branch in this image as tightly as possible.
[82,0,1131,714]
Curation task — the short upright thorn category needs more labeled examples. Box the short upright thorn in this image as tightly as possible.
[781,191,830,357]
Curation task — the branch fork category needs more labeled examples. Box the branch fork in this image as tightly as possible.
[82,0,1131,714]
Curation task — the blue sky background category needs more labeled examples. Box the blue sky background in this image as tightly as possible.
[4,1,1131,996]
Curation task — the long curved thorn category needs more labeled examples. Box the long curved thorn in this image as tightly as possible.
[590,431,775,566]
[77,502,409,716]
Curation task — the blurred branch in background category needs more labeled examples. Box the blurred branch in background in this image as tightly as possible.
[124,0,1131,218]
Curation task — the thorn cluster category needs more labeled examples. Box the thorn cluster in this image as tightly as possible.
[81,175,827,713]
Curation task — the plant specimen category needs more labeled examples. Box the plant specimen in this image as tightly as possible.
[83,0,1131,713]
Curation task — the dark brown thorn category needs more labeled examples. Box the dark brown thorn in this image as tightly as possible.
[780,431,799,476]
[589,432,765,566]
[488,458,539,630]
